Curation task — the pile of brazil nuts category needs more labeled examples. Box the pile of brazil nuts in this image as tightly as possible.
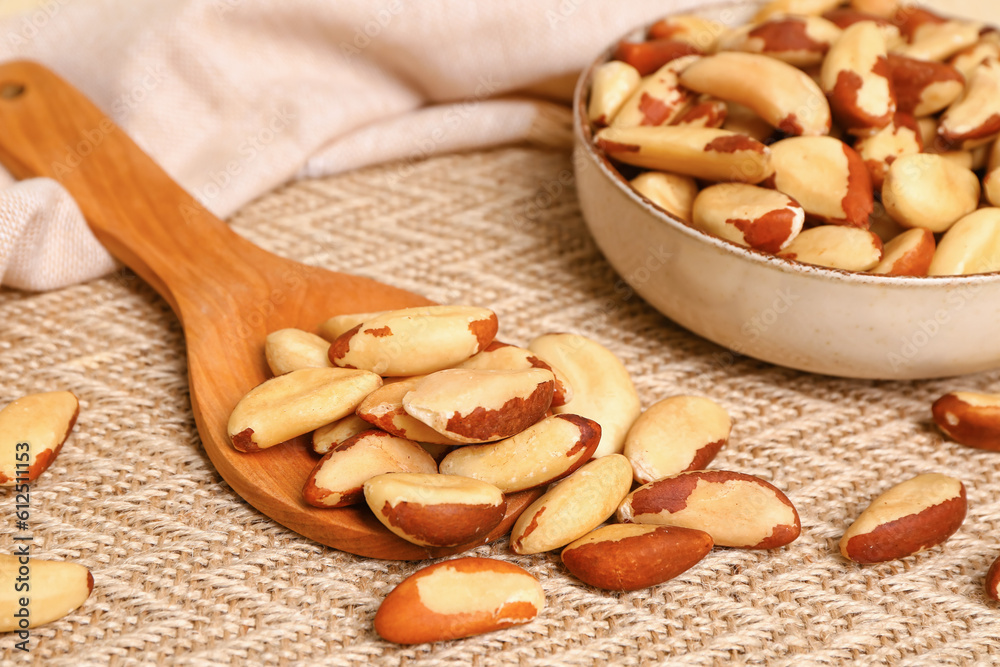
[0,391,95,632]
[589,0,1000,276]
[227,304,1000,643]
[228,304,810,643]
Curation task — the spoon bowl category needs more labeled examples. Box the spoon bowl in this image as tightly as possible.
[0,61,540,560]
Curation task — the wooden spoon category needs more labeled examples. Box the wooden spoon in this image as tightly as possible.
[0,61,541,560]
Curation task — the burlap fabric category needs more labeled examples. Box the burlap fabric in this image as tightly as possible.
[2,145,1000,666]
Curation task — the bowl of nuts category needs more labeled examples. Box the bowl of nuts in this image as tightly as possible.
[574,0,1000,380]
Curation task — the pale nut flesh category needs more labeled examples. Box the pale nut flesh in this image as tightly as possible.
[624,395,732,485]
[881,153,980,232]
[0,391,78,486]
[587,60,641,127]
[854,111,923,190]
[868,201,907,243]
[528,333,641,458]
[302,430,437,508]
[329,305,498,377]
[402,368,555,444]
[227,367,382,452]
[848,0,900,18]
[932,391,1000,451]
[0,554,93,631]
[561,524,714,591]
[869,227,935,276]
[356,376,464,446]
[670,96,728,129]
[374,557,544,645]
[986,168,1000,207]
[821,9,904,49]
[691,183,805,254]
[648,16,725,52]
[510,454,633,555]
[820,21,895,131]
[617,470,801,549]
[364,473,506,548]
[754,0,843,23]
[679,52,832,136]
[928,208,1000,276]
[264,328,332,376]
[894,20,984,63]
[610,56,699,129]
[311,414,372,455]
[718,16,841,68]
[454,341,571,408]
[939,58,1000,145]
[949,35,1000,82]
[768,136,874,227]
[595,126,774,184]
[839,473,966,563]
[317,310,386,342]
[438,414,601,493]
[629,171,699,223]
[888,54,965,118]
[778,226,883,271]
[722,103,775,143]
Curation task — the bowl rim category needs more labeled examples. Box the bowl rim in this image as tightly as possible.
[572,3,1000,288]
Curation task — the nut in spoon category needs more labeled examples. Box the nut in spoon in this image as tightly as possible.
[0,61,541,559]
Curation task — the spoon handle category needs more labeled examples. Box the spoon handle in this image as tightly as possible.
[0,61,260,317]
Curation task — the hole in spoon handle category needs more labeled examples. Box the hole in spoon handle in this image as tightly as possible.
[0,83,25,99]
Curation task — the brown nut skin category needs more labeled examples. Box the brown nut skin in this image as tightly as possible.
[824,8,896,30]
[691,183,804,254]
[356,377,464,446]
[893,5,947,42]
[855,111,923,190]
[595,126,774,184]
[718,16,841,68]
[778,226,884,271]
[561,524,713,591]
[329,306,498,377]
[839,473,966,563]
[888,54,965,117]
[821,21,895,132]
[767,136,873,228]
[613,39,702,77]
[869,227,935,276]
[618,470,800,549]
[624,396,732,485]
[402,368,555,444]
[611,56,698,129]
[927,208,1000,276]
[374,557,544,645]
[455,341,571,408]
[364,473,506,548]
[0,554,94,631]
[0,391,78,486]
[939,58,1000,147]
[302,430,437,508]
[986,554,1000,601]
[679,52,832,136]
[932,392,1000,451]
[438,414,601,494]
[648,16,724,51]
[671,97,728,130]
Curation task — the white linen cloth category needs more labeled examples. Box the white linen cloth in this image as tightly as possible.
[0,0,699,290]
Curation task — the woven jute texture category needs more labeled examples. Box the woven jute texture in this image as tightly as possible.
[2,146,1000,666]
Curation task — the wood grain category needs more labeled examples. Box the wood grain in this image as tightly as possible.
[0,61,541,559]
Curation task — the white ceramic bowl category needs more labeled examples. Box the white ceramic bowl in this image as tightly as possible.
[573,2,1000,380]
